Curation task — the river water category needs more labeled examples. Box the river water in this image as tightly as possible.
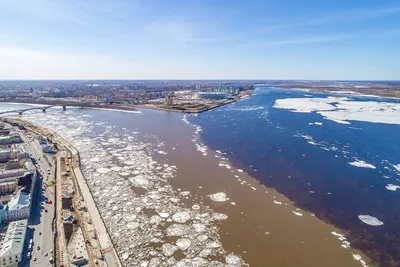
[0,96,387,267]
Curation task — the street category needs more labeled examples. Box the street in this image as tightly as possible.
[20,134,56,267]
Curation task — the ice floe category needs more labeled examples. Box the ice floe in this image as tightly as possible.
[358,215,384,226]
[386,184,400,191]
[96,167,111,174]
[394,164,400,172]
[274,96,400,125]
[209,192,229,202]
[19,110,248,266]
[349,160,376,169]
[293,211,303,216]
[331,231,351,249]
[172,212,191,223]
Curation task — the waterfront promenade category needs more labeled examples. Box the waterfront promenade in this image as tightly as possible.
[3,118,122,267]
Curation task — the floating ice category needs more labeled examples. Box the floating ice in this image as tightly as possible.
[358,215,384,226]
[212,213,228,220]
[96,167,110,174]
[110,166,123,172]
[193,223,206,233]
[273,200,282,205]
[237,169,244,173]
[349,160,376,169]
[179,191,190,196]
[157,150,167,155]
[225,254,242,266]
[19,106,250,266]
[293,211,303,216]
[158,212,169,218]
[176,238,191,250]
[129,175,149,188]
[162,243,178,257]
[352,253,369,267]
[209,192,228,202]
[166,224,191,236]
[274,96,400,125]
[172,212,191,223]
[394,164,400,172]
[331,231,351,249]
[386,184,400,191]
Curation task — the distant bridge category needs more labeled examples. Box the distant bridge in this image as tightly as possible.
[0,105,67,116]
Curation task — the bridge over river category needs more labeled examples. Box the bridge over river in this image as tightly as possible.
[0,105,67,115]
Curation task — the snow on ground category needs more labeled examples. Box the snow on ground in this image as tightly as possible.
[349,160,376,169]
[358,215,384,226]
[274,96,400,125]
[21,111,248,267]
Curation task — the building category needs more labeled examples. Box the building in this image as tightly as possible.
[4,192,31,222]
[0,135,22,145]
[198,92,228,100]
[0,145,28,163]
[41,144,55,154]
[14,144,28,159]
[0,169,26,180]
[0,150,11,163]
[0,181,17,195]
[0,219,28,266]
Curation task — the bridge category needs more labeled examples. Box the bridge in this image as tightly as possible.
[0,105,67,116]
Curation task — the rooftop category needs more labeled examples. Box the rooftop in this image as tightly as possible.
[0,219,27,258]
[7,192,30,211]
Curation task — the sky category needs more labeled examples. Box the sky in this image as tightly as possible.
[0,0,399,80]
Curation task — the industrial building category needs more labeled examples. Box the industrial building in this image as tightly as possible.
[0,219,28,266]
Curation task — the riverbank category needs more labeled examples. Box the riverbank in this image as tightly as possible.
[0,102,373,266]
[1,117,122,267]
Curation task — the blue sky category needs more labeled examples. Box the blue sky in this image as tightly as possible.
[0,0,399,80]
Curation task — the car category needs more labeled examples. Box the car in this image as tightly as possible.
[39,232,42,235]
[50,249,53,253]
[45,209,48,212]
[33,257,37,262]
[37,246,40,250]
[45,252,48,256]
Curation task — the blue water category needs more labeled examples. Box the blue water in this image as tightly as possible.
[189,88,400,265]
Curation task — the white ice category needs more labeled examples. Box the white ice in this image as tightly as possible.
[348,160,376,169]
[274,96,400,125]
[386,184,400,191]
[358,215,384,226]
[209,192,228,202]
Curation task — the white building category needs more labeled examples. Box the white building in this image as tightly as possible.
[0,219,28,266]
[5,192,31,222]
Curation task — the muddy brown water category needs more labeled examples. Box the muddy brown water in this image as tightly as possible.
[131,110,371,267]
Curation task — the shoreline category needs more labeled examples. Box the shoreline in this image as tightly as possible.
[0,98,240,114]
[1,117,122,267]
[0,104,373,266]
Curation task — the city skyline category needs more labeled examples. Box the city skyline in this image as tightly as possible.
[0,0,399,80]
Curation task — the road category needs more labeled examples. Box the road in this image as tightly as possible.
[20,134,56,266]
